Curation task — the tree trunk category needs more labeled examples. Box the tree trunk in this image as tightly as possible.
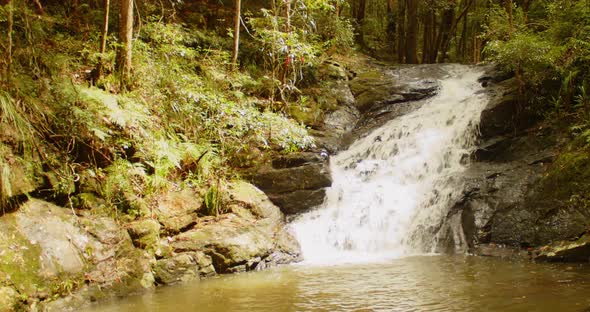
[435,6,455,63]
[422,9,434,63]
[439,0,472,63]
[458,9,468,62]
[405,0,418,63]
[231,0,241,68]
[505,0,513,30]
[96,0,110,80]
[118,0,134,89]
[6,0,12,83]
[356,0,366,46]
[396,0,406,63]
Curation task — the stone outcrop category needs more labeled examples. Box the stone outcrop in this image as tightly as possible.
[250,152,332,215]
[0,199,155,310]
[433,65,590,262]
[0,180,299,310]
[533,234,590,262]
[249,62,443,216]
[168,182,301,274]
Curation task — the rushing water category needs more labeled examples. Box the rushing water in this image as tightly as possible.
[292,65,487,264]
[89,256,590,312]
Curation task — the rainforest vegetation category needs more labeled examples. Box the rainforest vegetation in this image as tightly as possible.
[0,0,589,214]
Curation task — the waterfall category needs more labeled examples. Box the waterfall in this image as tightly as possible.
[291,65,488,264]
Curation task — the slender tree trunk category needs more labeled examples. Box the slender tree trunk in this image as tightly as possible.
[118,0,134,89]
[439,0,472,63]
[96,0,110,80]
[435,6,455,63]
[458,10,468,62]
[231,0,241,68]
[356,0,366,46]
[405,0,418,63]
[505,0,513,30]
[422,9,433,63]
[396,0,406,63]
[386,0,397,56]
[6,0,12,84]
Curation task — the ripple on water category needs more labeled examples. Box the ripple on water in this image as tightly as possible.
[88,256,590,312]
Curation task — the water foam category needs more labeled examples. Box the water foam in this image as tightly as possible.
[291,65,488,264]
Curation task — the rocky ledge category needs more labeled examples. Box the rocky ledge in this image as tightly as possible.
[0,181,299,311]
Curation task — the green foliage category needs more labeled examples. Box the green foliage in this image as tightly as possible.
[0,0,331,219]
[246,0,354,101]
[204,184,221,216]
[484,32,558,86]
[540,149,590,211]
[483,0,590,125]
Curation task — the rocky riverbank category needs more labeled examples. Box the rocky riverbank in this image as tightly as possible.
[0,181,300,311]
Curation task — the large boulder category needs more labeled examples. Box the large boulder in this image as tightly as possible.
[153,252,215,285]
[250,152,332,215]
[154,189,201,233]
[170,182,301,273]
[0,199,155,309]
[171,215,300,273]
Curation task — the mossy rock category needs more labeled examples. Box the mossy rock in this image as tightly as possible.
[127,219,161,251]
[154,189,201,233]
[0,216,44,295]
[535,234,590,262]
[0,286,19,312]
[153,252,215,285]
[539,150,590,201]
[0,145,43,202]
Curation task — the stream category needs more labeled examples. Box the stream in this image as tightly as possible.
[89,256,590,311]
[88,66,590,311]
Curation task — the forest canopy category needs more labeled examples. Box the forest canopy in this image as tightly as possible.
[0,0,589,212]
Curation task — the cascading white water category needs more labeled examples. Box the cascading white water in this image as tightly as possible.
[292,65,489,264]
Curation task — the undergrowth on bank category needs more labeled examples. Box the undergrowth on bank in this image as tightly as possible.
[0,1,354,215]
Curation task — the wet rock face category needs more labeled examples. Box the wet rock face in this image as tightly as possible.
[250,152,332,215]
[439,65,588,260]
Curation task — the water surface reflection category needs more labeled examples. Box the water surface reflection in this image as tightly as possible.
[89,256,590,312]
